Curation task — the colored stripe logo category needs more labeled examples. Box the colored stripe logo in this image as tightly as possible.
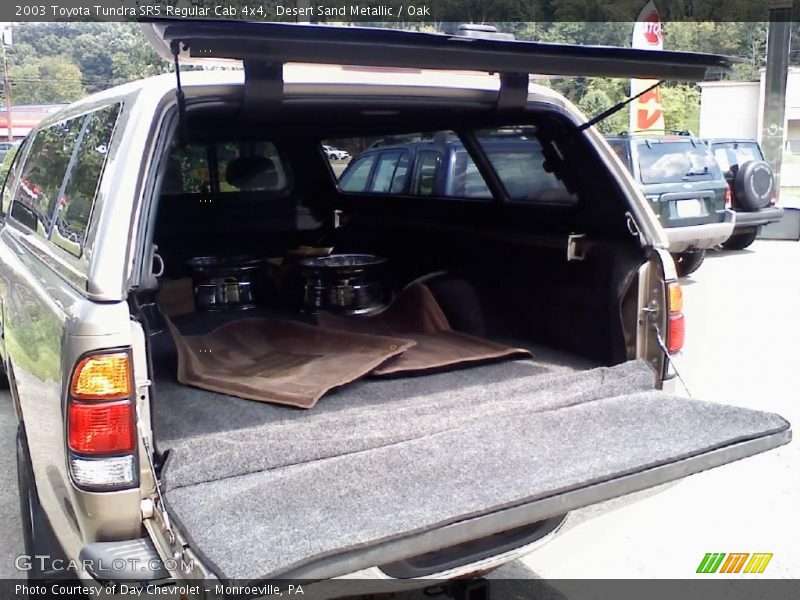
[697,553,773,574]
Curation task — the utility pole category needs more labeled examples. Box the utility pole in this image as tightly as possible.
[0,25,12,142]
[762,3,793,197]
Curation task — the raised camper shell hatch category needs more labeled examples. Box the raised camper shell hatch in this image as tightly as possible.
[135,21,787,583]
[141,20,739,81]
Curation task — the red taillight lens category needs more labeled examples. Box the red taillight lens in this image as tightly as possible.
[68,401,134,455]
[725,186,732,209]
[668,313,685,354]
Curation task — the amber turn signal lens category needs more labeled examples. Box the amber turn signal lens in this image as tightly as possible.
[70,352,132,401]
[667,282,683,314]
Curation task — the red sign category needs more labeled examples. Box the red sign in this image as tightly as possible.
[643,12,662,46]
[636,88,664,130]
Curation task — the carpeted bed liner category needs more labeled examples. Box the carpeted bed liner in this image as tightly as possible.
[150,323,598,446]
[153,347,788,581]
[163,386,787,581]
[160,359,653,490]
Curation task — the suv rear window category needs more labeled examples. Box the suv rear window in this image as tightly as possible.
[637,140,721,185]
[711,142,763,174]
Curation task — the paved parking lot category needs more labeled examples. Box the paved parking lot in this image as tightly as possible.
[0,240,797,582]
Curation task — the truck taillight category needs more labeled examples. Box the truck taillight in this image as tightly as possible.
[67,350,137,490]
[68,402,134,454]
[725,185,732,209]
[70,352,132,400]
[666,281,685,354]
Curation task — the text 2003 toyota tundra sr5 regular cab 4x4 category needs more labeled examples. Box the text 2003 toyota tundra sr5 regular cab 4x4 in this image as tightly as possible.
[0,22,790,591]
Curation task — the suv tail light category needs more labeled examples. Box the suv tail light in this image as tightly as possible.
[666,281,685,354]
[725,185,732,209]
[67,350,137,490]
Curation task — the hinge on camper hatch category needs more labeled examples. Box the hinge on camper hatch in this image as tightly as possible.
[566,233,587,261]
[495,72,529,111]
[242,60,284,118]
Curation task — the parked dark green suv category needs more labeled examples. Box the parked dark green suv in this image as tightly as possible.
[606,135,734,276]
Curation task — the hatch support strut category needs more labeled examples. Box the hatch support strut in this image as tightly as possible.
[170,40,187,147]
[578,79,664,132]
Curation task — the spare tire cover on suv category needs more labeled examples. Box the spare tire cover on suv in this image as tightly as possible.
[733,160,774,211]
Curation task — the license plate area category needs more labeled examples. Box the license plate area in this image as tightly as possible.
[675,198,704,218]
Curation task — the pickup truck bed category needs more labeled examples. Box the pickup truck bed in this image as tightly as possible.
[149,318,789,582]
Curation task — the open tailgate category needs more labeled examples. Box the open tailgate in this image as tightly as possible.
[159,360,789,581]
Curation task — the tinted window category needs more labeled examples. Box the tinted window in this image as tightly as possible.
[51,105,120,256]
[712,147,731,172]
[163,145,210,194]
[475,127,575,205]
[637,141,721,184]
[339,154,377,192]
[1,139,26,216]
[218,142,288,192]
[413,151,442,196]
[11,117,84,236]
[332,131,493,201]
[162,141,289,195]
[370,151,405,193]
[607,139,632,169]
[713,142,763,172]
[452,150,491,199]
[390,152,410,193]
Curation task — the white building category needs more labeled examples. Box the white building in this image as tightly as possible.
[699,67,800,152]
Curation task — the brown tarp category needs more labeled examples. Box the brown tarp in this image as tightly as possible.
[166,318,414,409]
[158,278,195,317]
[317,283,532,376]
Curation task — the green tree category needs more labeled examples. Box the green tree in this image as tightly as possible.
[0,145,18,181]
[578,87,627,134]
[661,84,701,134]
[9,23,169,95]
[9,56,86,104]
